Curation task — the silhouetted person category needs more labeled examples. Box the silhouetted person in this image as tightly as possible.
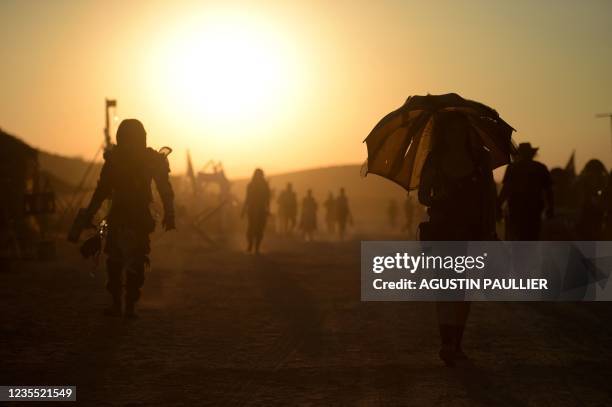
[603,170,612,239]
[242,168,270,254]
[418,111,497,367]
[300,189,318,241]
[323,192,336,234]
[548,167,576,239]
[335,188,352,240]
[387,199,398,229]
[277,182,297,234]
[83,119,175,318]
[575,159,608,240]
[550,167,575,213]
[498,143,553,240]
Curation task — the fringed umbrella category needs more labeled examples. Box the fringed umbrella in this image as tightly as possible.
[363,93,516,191]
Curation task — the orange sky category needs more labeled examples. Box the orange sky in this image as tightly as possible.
[1,0,611,178]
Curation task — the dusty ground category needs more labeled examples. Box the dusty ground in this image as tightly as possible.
[1,232,612,406]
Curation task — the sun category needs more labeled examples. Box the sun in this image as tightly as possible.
[151,13,299,135]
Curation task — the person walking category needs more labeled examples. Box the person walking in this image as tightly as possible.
[80,119,175,318]
[242,168,271,254]
[277,182,297,234]
[418,111,498,366]
[300,189,318,241]
[323,192,336,234]
[575,159,608,240]
[335,188,352,240]
[497,142,553,240]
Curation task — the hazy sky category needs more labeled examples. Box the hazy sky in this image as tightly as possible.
[1,0,611,177]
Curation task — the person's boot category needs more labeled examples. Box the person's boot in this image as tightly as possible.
[438,324,456,367]
[103,294,122,317]
[454,325,468,360]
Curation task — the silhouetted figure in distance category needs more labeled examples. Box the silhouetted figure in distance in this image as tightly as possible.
[497,142,553,240]
[300,189,318,241]
[242,168,270,254]
[602,169,612,239]
[547,167,576,239]
[335,187,352,240]
[324,192,336,234]
[418,111,497,367]
[277,182,297,234]
[83,119,175,318]
[575,159,608,240]
[549,167,574,213]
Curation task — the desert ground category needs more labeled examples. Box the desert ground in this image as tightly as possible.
[2,230,612,406]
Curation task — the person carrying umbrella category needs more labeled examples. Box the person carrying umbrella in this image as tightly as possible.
[364,93,515,366]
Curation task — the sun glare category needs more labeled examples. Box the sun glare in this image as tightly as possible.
[150,13,301,137]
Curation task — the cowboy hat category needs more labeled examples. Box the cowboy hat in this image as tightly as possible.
[516,142,538,157]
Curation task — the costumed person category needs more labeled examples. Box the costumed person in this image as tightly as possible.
[80,119,175,318]
[242,168,271,254]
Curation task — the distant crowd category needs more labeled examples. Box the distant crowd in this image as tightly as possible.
[241,170,355,253]
[276,183,353,241]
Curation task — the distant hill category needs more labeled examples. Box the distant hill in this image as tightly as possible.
[0,128,100,193]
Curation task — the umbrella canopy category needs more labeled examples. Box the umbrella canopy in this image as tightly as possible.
[363,93,516,191]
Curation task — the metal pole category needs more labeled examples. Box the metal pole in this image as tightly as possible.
[104,99,110,148]
[104,99,117,149]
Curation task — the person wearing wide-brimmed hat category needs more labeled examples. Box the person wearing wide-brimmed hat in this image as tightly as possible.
[498,142,553,240]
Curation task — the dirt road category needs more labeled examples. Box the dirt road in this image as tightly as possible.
[2,235,612,406]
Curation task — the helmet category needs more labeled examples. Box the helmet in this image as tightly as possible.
[116,119,146,150]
